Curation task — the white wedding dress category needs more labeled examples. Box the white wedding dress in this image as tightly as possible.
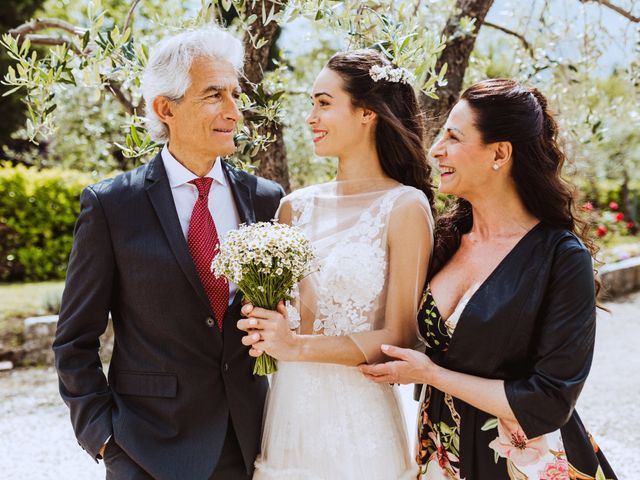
[253,180,433,480]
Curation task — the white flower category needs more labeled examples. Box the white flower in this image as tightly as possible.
[211,221,318,295]
[368,64,416,85]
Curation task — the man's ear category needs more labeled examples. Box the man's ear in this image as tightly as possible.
[493,141,512,168]
[153,96,175,125]
[361,108,377,125]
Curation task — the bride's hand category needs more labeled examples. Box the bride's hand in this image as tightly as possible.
[237,301,301,361]
[359,344,438,385]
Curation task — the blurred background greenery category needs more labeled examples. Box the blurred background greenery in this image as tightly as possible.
[0,0,638,316]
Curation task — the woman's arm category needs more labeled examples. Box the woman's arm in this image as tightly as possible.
[360,344,517,422]
[238,302,366,363]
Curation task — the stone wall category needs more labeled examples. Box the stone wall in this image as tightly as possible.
[0,316,113,370]
[599,257,640,299]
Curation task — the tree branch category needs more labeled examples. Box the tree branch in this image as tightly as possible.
[123,0,142,32]
[103,77,135,115]
[421,0,496,147]
[579,0,639,22]
[9,18,85,38]
[15,34,80,53]
[7,18,138,114]
[483,21,535,58]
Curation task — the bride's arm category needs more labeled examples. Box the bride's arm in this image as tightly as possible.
[237,193,432,366]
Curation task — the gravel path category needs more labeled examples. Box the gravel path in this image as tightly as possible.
[1,292,638,479]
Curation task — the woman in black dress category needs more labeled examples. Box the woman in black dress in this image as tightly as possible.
[361,79,617,479]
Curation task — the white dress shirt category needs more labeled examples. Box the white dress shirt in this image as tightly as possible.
[161,144,240,303]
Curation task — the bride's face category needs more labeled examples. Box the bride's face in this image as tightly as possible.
[306,68,370,158]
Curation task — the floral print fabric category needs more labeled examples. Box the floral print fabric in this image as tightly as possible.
[416,286,615,480]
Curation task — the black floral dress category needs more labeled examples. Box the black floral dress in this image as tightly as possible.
[415,224,618,480]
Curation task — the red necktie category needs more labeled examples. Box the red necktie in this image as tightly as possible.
[188,177,229,330]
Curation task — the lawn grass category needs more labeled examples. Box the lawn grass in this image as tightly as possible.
[0,280,65,325]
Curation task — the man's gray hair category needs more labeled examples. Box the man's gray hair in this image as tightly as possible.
[142,26,244,143]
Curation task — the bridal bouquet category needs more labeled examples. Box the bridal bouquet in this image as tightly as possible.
[211,221,317,375]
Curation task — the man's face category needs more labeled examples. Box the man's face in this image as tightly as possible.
[165,56,242,159]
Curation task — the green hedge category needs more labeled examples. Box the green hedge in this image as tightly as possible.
[0,163,94,281]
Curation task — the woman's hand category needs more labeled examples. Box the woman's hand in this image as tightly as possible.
[236,300,301,361]
[359,344,438,385]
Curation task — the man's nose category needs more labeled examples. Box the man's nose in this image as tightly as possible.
[224,96,241,122]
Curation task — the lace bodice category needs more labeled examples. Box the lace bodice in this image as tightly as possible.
[282,181,425,338]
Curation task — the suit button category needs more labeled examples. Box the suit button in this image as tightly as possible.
[205,317,215,327]
[223,363,229,372]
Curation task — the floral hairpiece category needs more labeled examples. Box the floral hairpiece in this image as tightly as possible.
[368,64,416,85]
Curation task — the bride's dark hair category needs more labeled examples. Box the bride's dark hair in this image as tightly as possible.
[326,49,435,211]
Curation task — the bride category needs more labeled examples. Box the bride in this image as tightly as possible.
[237,49,434,479]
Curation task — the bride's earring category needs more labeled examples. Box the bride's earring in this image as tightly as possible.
[492,163,500,171]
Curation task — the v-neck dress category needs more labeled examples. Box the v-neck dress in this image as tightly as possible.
[415,223,617,479]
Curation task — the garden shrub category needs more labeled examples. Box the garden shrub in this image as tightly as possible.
[0,163,95,281]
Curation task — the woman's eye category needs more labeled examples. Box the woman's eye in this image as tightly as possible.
[319,100,329,107]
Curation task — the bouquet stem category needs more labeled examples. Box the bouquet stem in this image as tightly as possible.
[253,352,278,375]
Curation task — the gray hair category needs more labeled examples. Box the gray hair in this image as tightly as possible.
[142,26,244,143]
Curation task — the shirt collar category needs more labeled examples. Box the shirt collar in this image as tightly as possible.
[161,144,227,188]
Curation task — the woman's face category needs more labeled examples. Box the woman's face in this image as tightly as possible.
[429,100,498,198]
[306,67,371,158]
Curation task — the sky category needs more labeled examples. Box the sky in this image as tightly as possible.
[279,0,638,72]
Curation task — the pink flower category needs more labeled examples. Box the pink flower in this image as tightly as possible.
[609,201,619,210]
[596,225,608,237]
[582,202,593,211]
[539,456,569,479]
[426,432,464,479]
[428,431,459,470]
[615,212,624,222]
[488,419,548,467]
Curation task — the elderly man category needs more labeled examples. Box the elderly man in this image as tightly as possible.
[53,26,284,480]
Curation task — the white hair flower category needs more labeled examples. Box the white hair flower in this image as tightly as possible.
[368,64,416,85]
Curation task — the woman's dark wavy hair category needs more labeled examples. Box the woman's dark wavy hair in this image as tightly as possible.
[326,49,435,213]
[430,78,599,294]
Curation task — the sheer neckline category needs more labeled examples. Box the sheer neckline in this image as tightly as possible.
[319,178,405,197]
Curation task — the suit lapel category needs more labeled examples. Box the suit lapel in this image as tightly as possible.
[223,162,256,225]
[144,153,212,312]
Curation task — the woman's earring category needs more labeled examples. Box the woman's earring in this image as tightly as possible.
[492,163,500,171]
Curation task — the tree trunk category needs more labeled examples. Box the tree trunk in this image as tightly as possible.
[422,0,495,146]
[241,0,290,192]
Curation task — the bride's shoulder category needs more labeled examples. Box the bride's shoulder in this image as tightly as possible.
[391,185,430,208]
[386,186,433,232]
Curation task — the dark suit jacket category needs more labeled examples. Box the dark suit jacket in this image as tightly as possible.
[53,152,285,479]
